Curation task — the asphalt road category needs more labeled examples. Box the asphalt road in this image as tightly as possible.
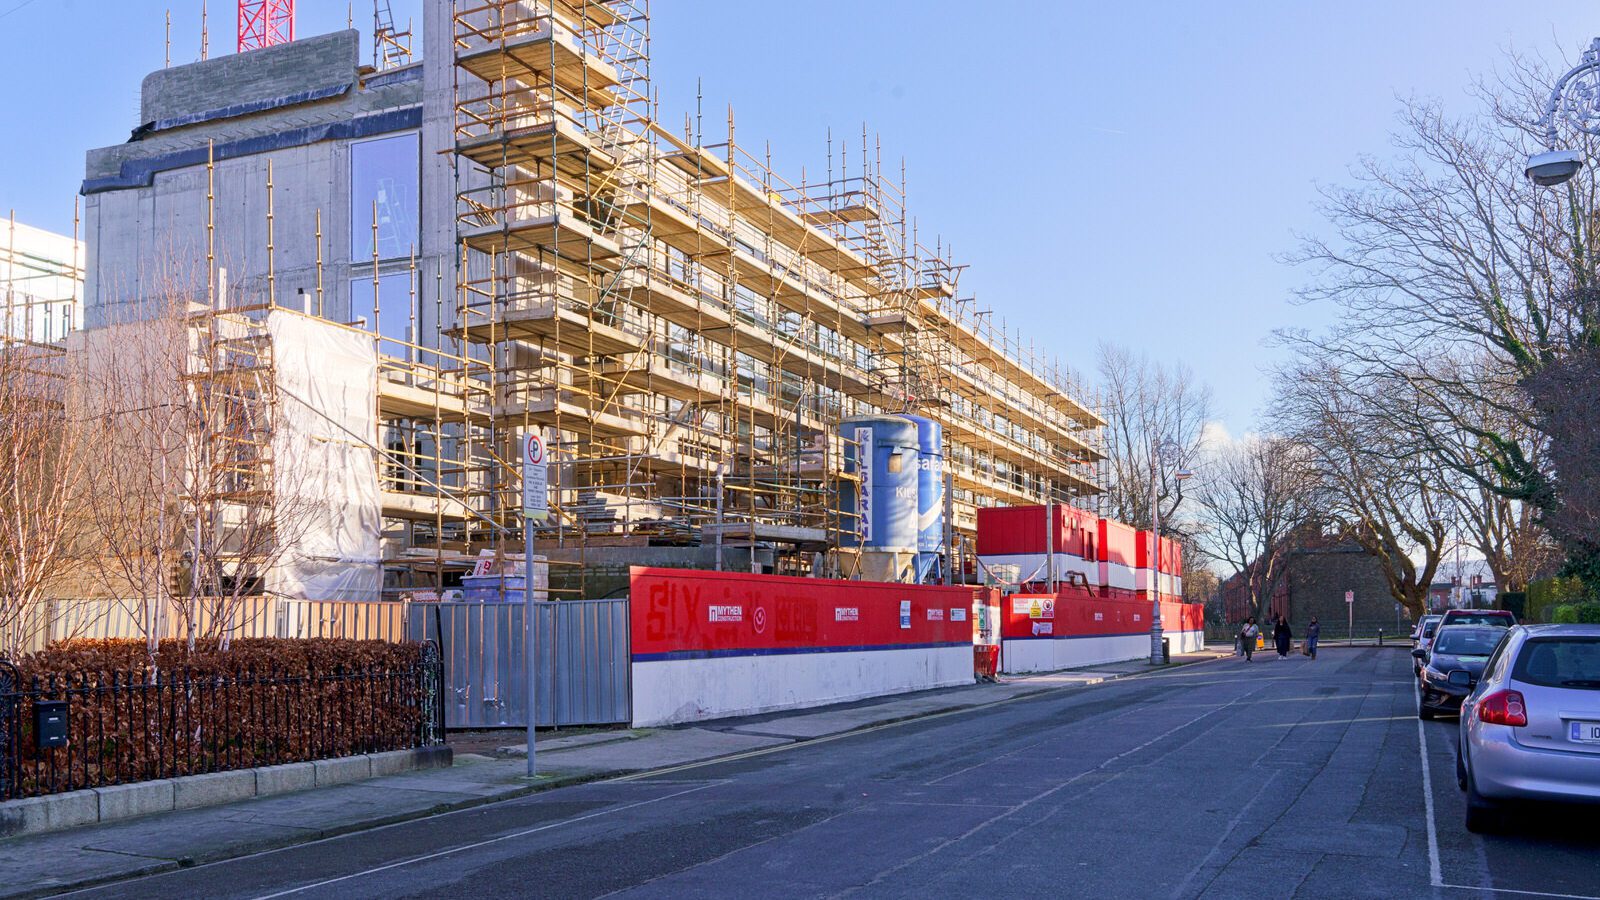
[63,648,1600,899]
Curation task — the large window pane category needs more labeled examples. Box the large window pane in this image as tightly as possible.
[350,273,414,346]
[351,133,420,261]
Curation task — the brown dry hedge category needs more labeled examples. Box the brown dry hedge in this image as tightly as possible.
[3,638,438,799]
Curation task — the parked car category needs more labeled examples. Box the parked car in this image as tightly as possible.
[1411,614,1442,645]
[1439,608,1517,630]
[1414,626,1504,719]
[1457,624,1600,833]
[1415,618,1445,675]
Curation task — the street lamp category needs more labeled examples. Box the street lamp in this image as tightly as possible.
[1149,442,1192,665]
[1527,37,1600,187]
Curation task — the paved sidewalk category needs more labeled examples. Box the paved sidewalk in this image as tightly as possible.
[0,646,1229,899]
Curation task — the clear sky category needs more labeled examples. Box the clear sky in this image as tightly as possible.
[1,1,1594,433]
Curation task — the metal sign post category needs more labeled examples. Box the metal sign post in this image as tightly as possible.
[1345,590,1354,643]
[523,433,547,777]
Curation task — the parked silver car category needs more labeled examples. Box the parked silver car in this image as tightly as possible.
[1457,624,1600,833]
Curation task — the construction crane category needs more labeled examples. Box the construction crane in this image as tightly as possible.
[237,0,294,53]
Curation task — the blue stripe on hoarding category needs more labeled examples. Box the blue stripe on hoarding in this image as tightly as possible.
[633,641,971,663]
[1007,629,1205,642]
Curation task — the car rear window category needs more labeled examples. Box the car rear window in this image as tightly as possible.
[1444,613,1512,627]
[1423,621,1439,638]
[1512,637,1600,690]
[1433,631,1502,656]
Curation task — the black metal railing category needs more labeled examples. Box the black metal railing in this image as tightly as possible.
[0,642,443,801]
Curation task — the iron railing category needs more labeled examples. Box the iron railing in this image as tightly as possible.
[0,642,444,801]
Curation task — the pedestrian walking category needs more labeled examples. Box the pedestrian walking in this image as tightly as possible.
[1239,617,1258,661]
[1306,616,1320,660]
[1274,616,1293,659]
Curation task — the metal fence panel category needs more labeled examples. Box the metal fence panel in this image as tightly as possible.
[406,600,630,728]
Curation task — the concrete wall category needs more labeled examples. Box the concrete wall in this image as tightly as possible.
[1001,629,1205,674]
[140,30,362,125]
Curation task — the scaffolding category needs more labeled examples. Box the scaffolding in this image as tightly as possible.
[414,0,1105,594]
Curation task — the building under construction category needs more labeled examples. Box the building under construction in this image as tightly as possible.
[80,2,1106,600]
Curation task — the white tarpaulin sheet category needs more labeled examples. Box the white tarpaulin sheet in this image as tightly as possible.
[267,312,382,602]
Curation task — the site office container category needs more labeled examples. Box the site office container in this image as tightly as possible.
[1097,518,1139,590]
[975,504,1100,587]
[974,504,1096,557]
[1134,533,1185,596]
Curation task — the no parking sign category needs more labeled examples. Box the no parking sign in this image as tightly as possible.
[522,433,548,522]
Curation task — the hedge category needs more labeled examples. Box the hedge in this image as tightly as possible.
[1551,602,1600,625]
[2,638,439,800]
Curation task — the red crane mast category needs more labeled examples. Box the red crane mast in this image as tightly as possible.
[237,0,294,53]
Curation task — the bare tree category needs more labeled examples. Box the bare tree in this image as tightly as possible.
[73,293,191,662]
[1272,361,1449,618]
[0,336,85,657]
[1283,49,1600,580]
[1414,354,1558,592]
[74,271,321,656]
[1190,436,1319,621]
[1095,343,1212,534]
[1523,339,1600,585]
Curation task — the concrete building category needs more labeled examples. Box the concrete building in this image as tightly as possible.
[2,216,82,344]
[80,3,1106,599]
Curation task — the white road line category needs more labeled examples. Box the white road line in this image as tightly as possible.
[1439,884,1600,900]
[1414,677,1444,888]
[245,781,723,900]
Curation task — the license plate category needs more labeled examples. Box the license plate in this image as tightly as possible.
[1570,721,1600,744]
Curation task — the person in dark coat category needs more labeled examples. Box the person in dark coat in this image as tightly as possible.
[1274,616,1293,659]
[1306,616,1321,659]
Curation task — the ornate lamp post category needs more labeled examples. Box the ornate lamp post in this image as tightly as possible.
[1527,37,1600,186]
[1148,443,1192,665]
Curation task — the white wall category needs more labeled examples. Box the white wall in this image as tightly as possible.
[1001,629,1206,674]
[632,646,972,727]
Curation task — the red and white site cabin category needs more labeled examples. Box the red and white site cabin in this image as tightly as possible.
[977,505,1204,672]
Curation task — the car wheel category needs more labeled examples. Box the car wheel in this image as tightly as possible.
[1455,741,1467,791]
[1418,699,1435,721]
[1465,772,1501,834]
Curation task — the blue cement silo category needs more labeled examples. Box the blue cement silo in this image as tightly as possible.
[897,413,945,583]
[837,415,920,556]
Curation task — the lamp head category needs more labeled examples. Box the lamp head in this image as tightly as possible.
[1175,469,1194,481]
[1527,149,1584,187]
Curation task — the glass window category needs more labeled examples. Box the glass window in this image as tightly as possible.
[1512,637,1600,689]
[1432,630,1502,657]
[350,273,414,345]
[351,133,420,261]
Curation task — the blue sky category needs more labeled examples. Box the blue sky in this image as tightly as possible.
[1,1,1594,433]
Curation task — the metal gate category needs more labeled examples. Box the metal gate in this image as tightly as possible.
[407,600,631,728]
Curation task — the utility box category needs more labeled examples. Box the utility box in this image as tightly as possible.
[34,701,68,750]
